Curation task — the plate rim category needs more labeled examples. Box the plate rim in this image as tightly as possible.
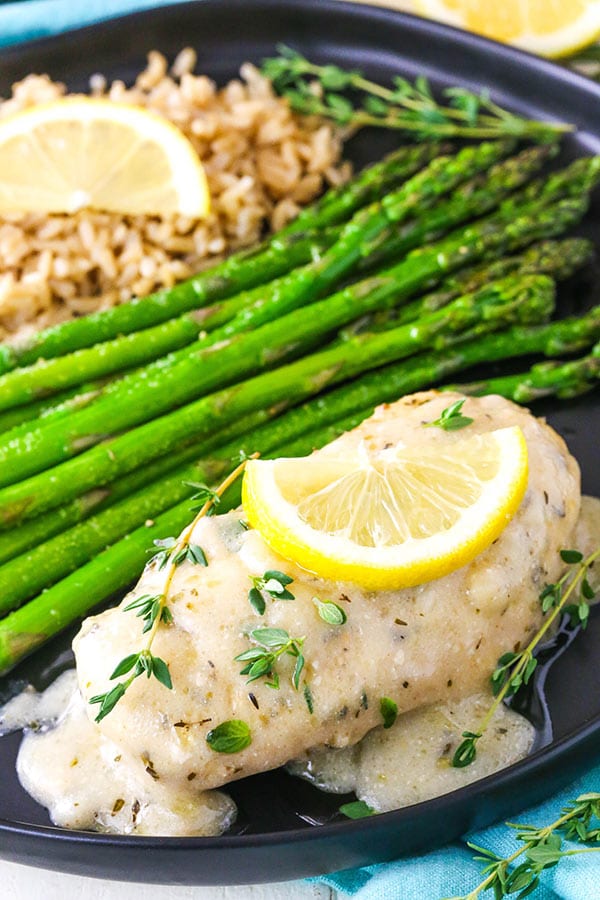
[0,0,599,882]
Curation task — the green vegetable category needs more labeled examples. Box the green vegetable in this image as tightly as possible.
[261,47,571,141]
[379,697,398,730]
[205,720,252,754]
[449,341,600,402]
[0,183,580,490]
[313,597,347,626]
[425,398,474,431]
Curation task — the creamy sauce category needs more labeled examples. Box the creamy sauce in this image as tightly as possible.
[3,393,598,836]
[9,672,236,836]
[288,694,535,809]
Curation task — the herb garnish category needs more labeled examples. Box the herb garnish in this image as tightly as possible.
[379,697,398,730]
[248,570,294,615]
[261,46,569,142]
[235,627,305,691]
[453,546,598,768]
[303,683,314,714]
[205,719,252,754]
[451,793,600,900]
[313,596,347,625]
[185,480,221,514]
[339,800,375,820]
[426,399,474,432]
[90,455,256,723]
[148,536,208,569]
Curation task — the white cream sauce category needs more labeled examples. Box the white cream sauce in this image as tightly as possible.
[3,393,598,836]
[9,671,236,836]
[288,694,535,809]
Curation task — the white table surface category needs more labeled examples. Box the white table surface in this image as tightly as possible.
[0,861,335,900]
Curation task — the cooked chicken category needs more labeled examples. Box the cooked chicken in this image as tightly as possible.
[14,391,594,835]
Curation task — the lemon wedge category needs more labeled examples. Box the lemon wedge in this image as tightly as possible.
[242,425,529,590]
[414,0,600,58]
[0,97,210,216]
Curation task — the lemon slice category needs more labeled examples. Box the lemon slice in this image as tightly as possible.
[0,97,210,216]
[414,0,600,58]
[242,426,529,590]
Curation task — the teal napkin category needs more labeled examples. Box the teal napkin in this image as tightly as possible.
[0,0,193,47]
[0,3,598,898]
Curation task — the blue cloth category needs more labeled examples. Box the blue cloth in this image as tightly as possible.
[0,0,195,47]
[0,3,598,898]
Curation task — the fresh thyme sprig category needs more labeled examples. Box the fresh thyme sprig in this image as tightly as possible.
[261,46,571,142]
[235,626,305,691]
[148,536,208,569]
[185,480,221,514]
[90,455,257,723]
[426,398,474,431]
[453,546,599,768]
[448,793,600,900]
[248,570,295,615]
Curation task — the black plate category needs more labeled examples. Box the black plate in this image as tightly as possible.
[0,0,599,886]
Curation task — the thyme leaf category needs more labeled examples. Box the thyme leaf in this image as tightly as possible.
[379,696,398,729]
[426,398,474,431]
[313,596,347,625]
[206,719,252,754]
[248,569,295,614]
[235,627,305,691]
[339,800,376,820]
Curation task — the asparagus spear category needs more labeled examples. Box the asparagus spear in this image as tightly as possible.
[337,238,592,341]
[199,144,555,347]
[0,258,556,487]
[0,143,439,374]
[351,144,559,277]
[0,179,587,475]
[0,397,375,612]
[2,313,600,672]
[0,379,110,434]
[449,342,600,402]
[275,144,444,237]
[343,236,594,337]
[0,144,548,410]
[0,410,270,566]
[0,272,557,524]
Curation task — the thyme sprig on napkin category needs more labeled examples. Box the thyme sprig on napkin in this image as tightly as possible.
[89,455,256,722]
[448,793,600,900]
[261,46,571,142]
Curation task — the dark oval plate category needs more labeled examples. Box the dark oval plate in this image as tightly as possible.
[0,0,599,885]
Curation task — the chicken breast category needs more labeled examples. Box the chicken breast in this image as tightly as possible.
[14,391,588,834]
[75,392,579,778]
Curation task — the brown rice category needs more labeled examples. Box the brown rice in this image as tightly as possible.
[0,48,350,343]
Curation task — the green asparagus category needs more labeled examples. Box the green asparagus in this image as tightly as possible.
[0,410,270,567]
[342,236,594,337]
[0,272,557,524]
[0,255,557,488]
[0,144,549,410]
[449,341,600,402]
